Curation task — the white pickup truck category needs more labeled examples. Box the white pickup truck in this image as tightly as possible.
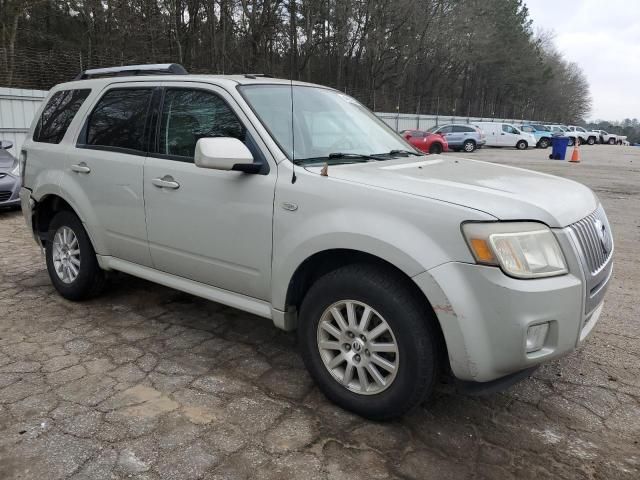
[593,129,626,145]
[567,126,599,145]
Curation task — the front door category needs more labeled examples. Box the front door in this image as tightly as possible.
[143,84,276,301]
[500,124,519,147]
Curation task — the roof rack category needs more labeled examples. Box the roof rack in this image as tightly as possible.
[243,73,274,79]
[74,63,188,80]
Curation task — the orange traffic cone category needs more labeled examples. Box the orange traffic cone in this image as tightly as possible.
[569,139,581,163]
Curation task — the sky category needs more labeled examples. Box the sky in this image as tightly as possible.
[525,0,640,121]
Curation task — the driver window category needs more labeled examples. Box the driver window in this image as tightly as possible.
[159,89,246,161]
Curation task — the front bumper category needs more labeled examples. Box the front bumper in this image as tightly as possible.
[415,225,611,383]
[0,173,20,207]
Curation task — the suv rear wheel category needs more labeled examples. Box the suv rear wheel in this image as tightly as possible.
[516,140,528,150]
[298,264,439,420]
[462,139,476,153]
[45,211,105,300]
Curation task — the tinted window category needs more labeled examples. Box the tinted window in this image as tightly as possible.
[522,126,534,133]
[33,89,91,144]
[502,124,517,134]
[158,89,245,160]
[452,126,466,133]
[439,126,453,133]
[86,89,153,152]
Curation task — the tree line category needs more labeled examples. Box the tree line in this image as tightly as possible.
[1,0,591,123]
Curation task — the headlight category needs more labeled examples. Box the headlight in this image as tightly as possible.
[462,222,568,278]
[11,161,20,176]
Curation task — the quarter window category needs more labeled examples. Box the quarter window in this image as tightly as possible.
[86,89,153,152]
[158,89,245,160]
[33,89,91,144]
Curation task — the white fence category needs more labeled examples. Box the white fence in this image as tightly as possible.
[375,112,539,131]
[0,88,545,156]
[0,87,48,156]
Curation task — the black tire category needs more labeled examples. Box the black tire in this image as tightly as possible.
[587,136,596,145]
[537,137,550,149]
[462,139,476,153]
[298,264,440,420]
[516,140,528,150]
[608,138,615,145]
[428,142,443,154]
[45,210,105,301]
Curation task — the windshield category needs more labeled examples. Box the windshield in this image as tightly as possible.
[239,85,415,164]
[532,124,550,131]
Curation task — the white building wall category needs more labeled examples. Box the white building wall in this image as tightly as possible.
[0,88,48,156]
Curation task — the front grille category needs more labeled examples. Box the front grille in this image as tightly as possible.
[0,191,12,202]
[569,205,613,275]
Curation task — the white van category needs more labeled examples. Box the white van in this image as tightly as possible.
[474,122,536,150]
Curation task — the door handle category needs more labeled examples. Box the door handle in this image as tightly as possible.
[71,163,91,174]
[152,176,180,190]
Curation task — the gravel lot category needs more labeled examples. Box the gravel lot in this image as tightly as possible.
[1,145,639,479]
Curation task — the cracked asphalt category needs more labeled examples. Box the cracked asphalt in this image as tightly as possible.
[1,145,639,479]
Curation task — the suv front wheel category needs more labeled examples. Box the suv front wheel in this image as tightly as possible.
[45,211,105,300]
[298,264,439,420]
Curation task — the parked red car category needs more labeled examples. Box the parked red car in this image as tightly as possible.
[401,129,448,154]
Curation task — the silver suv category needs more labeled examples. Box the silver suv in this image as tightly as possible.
[19,64,614,419]
[427,123,486,152]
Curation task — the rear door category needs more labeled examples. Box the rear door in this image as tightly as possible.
[142,83,276,301]
[67,83,155,266]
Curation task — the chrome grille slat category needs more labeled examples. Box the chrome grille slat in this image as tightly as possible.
[569,205,613,275]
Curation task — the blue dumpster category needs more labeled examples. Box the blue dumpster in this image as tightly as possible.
[549,136,570,160]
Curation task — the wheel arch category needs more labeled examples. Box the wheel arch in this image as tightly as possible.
[33,194,75,244]
[282,248,449,365]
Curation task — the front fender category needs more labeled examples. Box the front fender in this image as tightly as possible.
[271,165,495,311]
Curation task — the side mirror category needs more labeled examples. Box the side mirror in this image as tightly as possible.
[194,137,260,173]
[1,140,13,150]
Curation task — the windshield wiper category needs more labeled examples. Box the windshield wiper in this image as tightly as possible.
[328,152,381,161]
[387,149,422,157]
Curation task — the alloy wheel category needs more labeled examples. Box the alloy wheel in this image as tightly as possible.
[316,300,399,395]
[52,226,81,284]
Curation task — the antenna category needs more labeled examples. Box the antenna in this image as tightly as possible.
[290,76,296,184]
[289,33,297,184]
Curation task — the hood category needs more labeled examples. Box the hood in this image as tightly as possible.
[0,150,16,169]
[306,157,598,227]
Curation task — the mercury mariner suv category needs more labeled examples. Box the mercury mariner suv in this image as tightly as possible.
[19,64,614,419]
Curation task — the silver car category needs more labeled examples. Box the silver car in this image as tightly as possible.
[0,141,21,208]
[427,123,486,152]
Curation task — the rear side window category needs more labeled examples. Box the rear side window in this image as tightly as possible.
[438,126,453,133]
[86,89,153,152]
[33,89,91,144]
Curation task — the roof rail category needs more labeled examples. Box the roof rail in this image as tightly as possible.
[74,63,188,80]
[243,73,274,79]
